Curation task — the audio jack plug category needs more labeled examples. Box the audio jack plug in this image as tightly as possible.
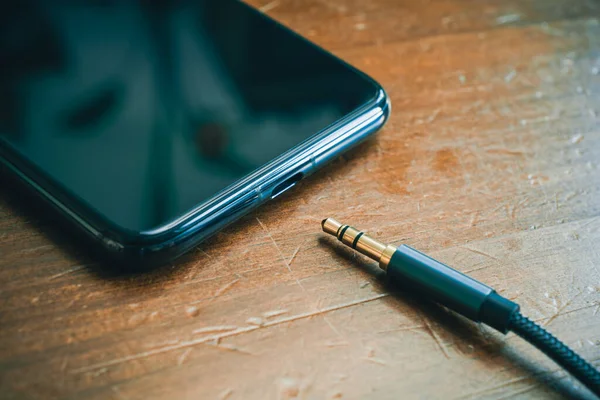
[322,218,600,397]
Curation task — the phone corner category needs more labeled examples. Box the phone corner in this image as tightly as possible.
[381,88,392,122]
[362,84,391,138]
[371,82,391,123]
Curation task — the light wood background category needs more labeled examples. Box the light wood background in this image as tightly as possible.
[2,0,600,399]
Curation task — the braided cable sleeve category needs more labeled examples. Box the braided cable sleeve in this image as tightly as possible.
[508,312,600,396]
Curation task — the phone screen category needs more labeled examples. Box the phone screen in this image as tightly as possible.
[0,1,378,232]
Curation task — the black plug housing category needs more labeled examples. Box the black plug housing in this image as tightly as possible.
[386,245,520,333]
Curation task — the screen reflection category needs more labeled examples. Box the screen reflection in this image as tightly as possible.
[0,1,376,231]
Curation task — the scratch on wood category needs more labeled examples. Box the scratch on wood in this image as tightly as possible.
[457,375,530,398]
[259,0,280,13]
[323,316,346,342]
[462,100,484,113]
[485,148,526,157]
[188,279,240,304]
[510,197,528,220]
[60,356,68,372]
[543,291,583,327]
[494,383,540,400]
[510,202,518,220]
[504,69,517,83]
[461,263,493,274]
[192,326,238,335]
[420,315,450,359]
[207,342,255,356]
[214,279,240,298]
[470,211,480,226]
[578,216,599,231]
[219,388,234,400]
[237,264,276,276]
[530,300,596,324]
[191,255,220,279]
[564,191,578,202]
[490,203,505,215]
[256,217,292,272]
[263,309,289,318]
[362,356,387,365]
[177,348,192,366]
[183,274,226,286]
[91,367,108,377]
[70,293,389,374]
[427,108,441,123]
[496,14,521,25]
[196,248,213,259]
[459,246,500,262]
[19,244,54,255]
[246,316,265,326]
[48,265,86,280]
[142,338,180,349]
[288,245,301,266]
[376,325,425,334]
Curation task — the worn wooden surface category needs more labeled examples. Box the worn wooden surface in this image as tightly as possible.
[2,0,600,399]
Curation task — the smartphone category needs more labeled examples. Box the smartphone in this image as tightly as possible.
[0,1,389,267]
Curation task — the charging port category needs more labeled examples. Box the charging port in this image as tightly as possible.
[271,172,304,199]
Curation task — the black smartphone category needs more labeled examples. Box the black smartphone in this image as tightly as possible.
[0,1,389,267]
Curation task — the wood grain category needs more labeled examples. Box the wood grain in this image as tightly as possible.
[2,0,600,399]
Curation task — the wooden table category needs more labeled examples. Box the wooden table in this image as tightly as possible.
[2,1,600,399]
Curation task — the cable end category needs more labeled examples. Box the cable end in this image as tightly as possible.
[320,218,396,270]
[322,218,342,236]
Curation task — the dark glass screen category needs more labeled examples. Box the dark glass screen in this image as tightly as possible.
[0,1,377,232]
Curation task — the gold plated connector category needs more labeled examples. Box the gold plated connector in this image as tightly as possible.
[321,218,397,270]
